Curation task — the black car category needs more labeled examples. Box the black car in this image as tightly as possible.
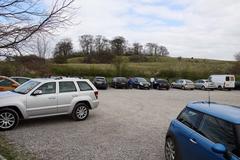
[111,77,128,89]
[153,79,170,90]
[235,81,240,90]
[93,76,108,89]
[128,77,150,89]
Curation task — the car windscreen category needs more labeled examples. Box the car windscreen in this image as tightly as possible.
[13,80,40,94]
[157,80,168,83]
[95,78,106,82]
[136,78,147,82]
[116,77,127,82]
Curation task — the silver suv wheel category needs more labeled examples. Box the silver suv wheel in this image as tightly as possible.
[76,106,88,119]
[72,103,89,121]
[0,109,19,131]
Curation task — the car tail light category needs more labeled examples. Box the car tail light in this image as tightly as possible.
[94,91,98,99]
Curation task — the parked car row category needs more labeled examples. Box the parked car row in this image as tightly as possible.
[0,75,239,92]
[91,74,238,91]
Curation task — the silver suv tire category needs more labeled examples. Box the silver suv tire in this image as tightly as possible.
[0,108,19,131]
[72,103,89,121]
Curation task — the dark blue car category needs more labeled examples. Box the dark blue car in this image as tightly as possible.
[128,77,150,89]
[165,101,240,160]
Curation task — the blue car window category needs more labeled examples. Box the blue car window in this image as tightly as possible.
[198,115,238,156]
[177,108,203,130]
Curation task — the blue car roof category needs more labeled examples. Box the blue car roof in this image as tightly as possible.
[187,101,240,124]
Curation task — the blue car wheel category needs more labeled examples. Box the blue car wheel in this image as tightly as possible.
[165,137,177,160]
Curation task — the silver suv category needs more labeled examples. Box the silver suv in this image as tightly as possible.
[0,78,99,131]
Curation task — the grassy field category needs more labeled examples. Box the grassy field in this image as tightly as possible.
[52,56,238,80]
[0,135,35,160]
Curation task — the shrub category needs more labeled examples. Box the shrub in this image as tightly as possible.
[0,63,16,76]
[54,55,67,64]
[129,55,148,62]
[83,52,115,64]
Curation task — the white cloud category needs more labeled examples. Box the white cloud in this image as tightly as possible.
[45,0,240,60]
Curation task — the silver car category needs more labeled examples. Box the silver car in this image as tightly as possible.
[194,79,216,90]
[0,78,99,131]
[172,79,195,90]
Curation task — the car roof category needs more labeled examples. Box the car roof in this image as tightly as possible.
[95,76,105,79]
[196,79,207,81]
[10,76,31,79]
[114,77,127,78]
[210,75,235,77]
[30,78,88,83]
[187,101,240,124]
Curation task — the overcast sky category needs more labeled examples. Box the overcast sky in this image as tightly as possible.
[46,0,240,60]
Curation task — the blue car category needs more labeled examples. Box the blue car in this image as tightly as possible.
[165,101,240,160]
[128,77,150,89]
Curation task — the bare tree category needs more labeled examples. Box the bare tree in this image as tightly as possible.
[145,43,157,55]
[36,36,48,59]
[235,52,240,61]
[145,43,169,56]
[111,36,126,55]
[132,43,143,55]
[79,34,94,55]
[0,0,75,57]
[54,38,73,57]
[158,46,170,56]
[94,35,110,53]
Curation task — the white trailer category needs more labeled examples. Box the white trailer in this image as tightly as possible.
[209,75,235,90]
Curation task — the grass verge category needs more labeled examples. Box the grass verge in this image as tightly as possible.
[0,135,36,160]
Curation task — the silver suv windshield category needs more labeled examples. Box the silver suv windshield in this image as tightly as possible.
[13,80,40,94]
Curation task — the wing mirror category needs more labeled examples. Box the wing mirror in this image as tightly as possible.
[32,90,42,96]
[212,143,227,154]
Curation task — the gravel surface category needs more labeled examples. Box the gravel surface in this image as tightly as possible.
[1,89,240,160]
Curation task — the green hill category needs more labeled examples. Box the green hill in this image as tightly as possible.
[51,56,238,80]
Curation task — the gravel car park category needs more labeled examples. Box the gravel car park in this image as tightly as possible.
[0,89,240,160]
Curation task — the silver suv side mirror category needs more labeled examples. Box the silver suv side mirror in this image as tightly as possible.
[33,90,42,96]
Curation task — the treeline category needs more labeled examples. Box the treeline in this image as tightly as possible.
[53,35,170,63]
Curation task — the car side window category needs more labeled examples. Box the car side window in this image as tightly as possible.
[226,76,230,81]
[198,115,237,155]
[177,108,203,130]
[0,79,14,86]
[77,81,93,91]
[17,78,29,84]
[230,77,235,81]
[36,82,56,94]
[59,81,77,93]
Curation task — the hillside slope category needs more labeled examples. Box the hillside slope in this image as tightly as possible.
[52,56,237,80]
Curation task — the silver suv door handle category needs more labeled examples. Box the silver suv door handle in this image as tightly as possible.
[189,138,197,144]
[72,95,78,98]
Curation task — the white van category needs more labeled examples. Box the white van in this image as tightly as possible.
[209,75,235,90]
